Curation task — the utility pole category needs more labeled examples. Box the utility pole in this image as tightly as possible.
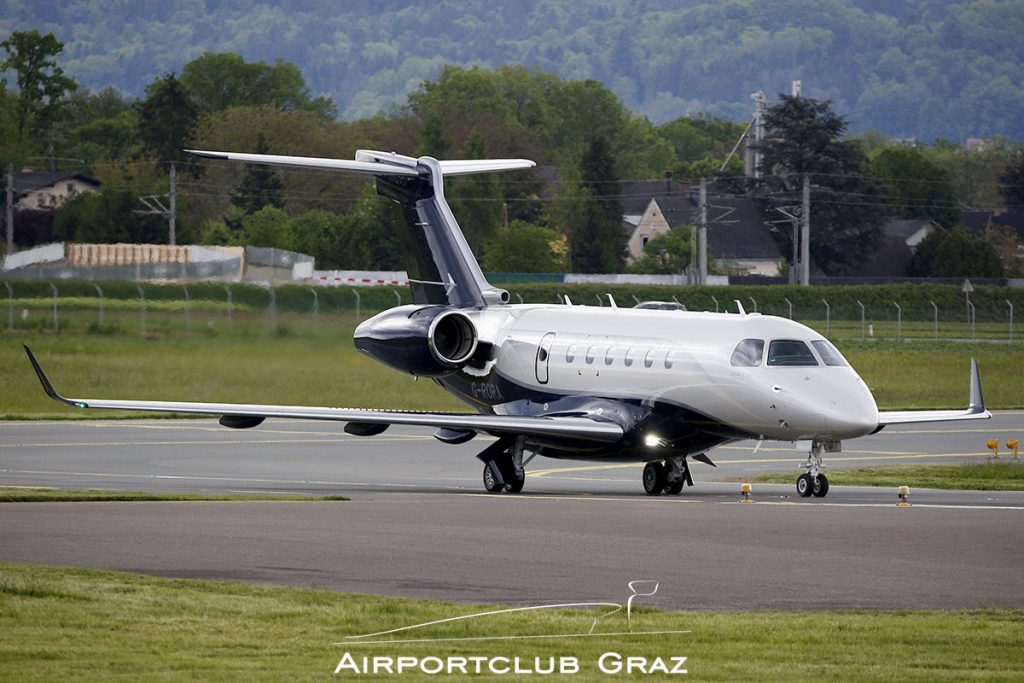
[698,178,708,285]
[745,91,766,179]
[5,164,13,257]
[168,162,177,246]
[135,162,178,246]
[800,173,810,286]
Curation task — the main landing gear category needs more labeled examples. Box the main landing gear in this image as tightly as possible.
[643,456,702,496]
[795,439,834,498]
[478,436,533,494]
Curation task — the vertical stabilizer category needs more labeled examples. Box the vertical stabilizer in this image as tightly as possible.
[187,148,534,308]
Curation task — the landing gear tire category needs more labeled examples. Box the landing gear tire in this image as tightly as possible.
[483,463,504,493]
[643,461,667,496]
[812,473,829,498]
[507,475,525,494]
[796,473,814,498]
[664,479,684,495]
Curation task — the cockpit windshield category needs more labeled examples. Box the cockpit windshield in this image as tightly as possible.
[767,339,818,367]
[811,340,849,367]
[730,339,764,367]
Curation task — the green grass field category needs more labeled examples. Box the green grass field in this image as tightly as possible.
[1,563,1021,681]
[2,302,1023,418]
[754,461,1024,491]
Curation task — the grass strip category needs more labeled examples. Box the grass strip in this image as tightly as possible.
[753,461,1024,491]
[0,487,348,502]
[0,563,1021,681]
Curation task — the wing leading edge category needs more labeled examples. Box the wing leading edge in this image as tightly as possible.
[875,358,991,426]
[23,346,622,443]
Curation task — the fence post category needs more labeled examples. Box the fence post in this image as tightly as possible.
[224,285,233,328]
[748,297,757,313]
[352,288,361,321]
[822,299,830,337]
[1007,300,1014,343]
[5,281,12,330]
[857,300,865,341]
[50,283,59,331]
[309,287,319,321]
[711,295,719,313]
[783,297,792,319]
[894,302,902,342]
[137,284,146,334]
[93,284,104,327]
[182,285,191,334]
[267,284,277,332]
[930,300,938,341]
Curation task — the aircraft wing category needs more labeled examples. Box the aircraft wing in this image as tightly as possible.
[875,358,991,426]
[23,346,622,443]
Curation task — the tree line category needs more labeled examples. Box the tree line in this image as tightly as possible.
[4,1,1024,141]
[2,30,1023,278]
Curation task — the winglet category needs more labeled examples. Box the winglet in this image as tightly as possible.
[968,358,985,414]
[23,345,81,408]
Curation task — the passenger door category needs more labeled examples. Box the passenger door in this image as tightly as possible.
[535,332,556,384]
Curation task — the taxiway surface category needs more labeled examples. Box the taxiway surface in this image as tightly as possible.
[1,414,1022,610]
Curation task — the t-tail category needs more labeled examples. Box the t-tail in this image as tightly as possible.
[188,148,534,308]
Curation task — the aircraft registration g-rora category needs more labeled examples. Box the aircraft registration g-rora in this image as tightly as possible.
[24,148,991,498]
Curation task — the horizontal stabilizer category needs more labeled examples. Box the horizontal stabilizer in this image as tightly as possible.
[188,149,535,177]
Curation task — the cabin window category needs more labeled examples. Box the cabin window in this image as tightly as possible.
[730,339,764,367]
[665,349,676,369]
[605,346,618,365]
[643,349,656,368]
[585,346,596,364]
[767,339,819,367]
[811,340,849,367]
[624,347,636,367]
[566,345,576,363]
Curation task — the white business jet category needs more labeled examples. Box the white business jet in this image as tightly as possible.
[25,149,990,497]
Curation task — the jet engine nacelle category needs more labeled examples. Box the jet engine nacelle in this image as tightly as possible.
[354,305,479,377]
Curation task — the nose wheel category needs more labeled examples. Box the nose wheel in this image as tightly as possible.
[796,440,834,498]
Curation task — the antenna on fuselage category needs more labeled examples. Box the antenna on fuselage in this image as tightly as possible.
[734,299,746,315]
[607,293,618,309]
[564,295,574,306]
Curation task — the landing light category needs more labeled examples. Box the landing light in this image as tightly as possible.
[644,434,663,448]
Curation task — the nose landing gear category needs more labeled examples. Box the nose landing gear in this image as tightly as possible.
[796,439,836,498]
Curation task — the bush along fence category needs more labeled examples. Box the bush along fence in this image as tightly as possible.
[2,279,1022,343]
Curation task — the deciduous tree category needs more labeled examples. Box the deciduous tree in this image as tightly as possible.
[1,30,77,142]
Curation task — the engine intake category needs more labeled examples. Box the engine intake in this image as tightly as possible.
[354,305,479,377]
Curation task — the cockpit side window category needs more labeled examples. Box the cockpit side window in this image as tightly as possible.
[730,339,764,367]
[811,340,849,367]
[767,339,819,367]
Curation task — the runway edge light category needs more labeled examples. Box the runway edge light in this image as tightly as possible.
[1007,438,1019,459]
[987,438,1000,457]
[897,485,911,507]
[740,483,753,503]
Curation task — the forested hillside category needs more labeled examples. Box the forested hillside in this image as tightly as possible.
[3,0,1023,140]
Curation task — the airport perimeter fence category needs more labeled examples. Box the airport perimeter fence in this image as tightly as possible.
[2,279,1022,344]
